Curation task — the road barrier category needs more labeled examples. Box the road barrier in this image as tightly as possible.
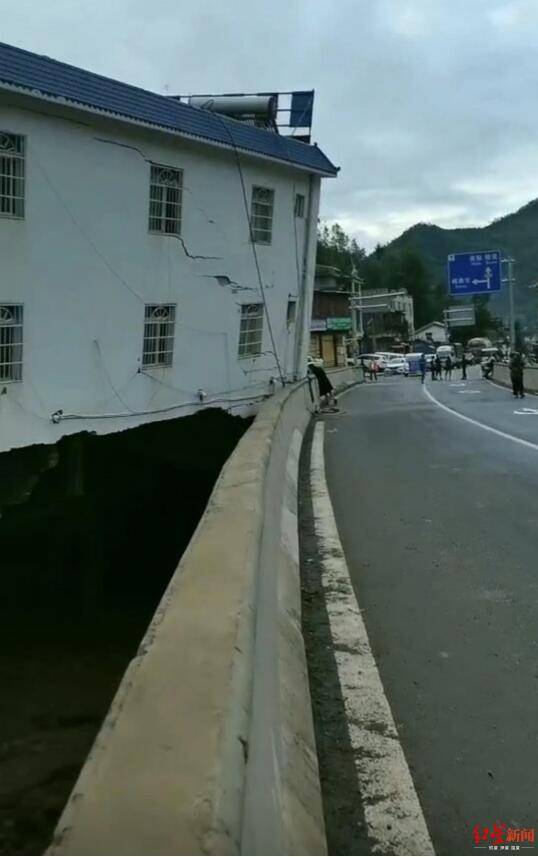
[49,367,360,856]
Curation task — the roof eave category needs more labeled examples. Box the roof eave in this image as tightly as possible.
[0,80,339,177]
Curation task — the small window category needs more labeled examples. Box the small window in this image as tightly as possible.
[0,133,25,219]
[294,193,305,218]
[287,300,297,326]
[149,164,183,235]
[250,186,274,244]
[0,304,23,382]
[142,304,176,368]
[238,303,264,358]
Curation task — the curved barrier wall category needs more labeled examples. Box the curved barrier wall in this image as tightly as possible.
[49,367,360,856]
[493,362,538,392]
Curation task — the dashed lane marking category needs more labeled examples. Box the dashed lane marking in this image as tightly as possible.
[310,422,435,856]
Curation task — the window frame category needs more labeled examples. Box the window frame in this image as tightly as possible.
[142,303,177,369]
[294,193,305,218]
[238,303,264,359]
[148,163,183,236]
[287,299,297,326]
[250,186,274,245]
[0,132,25,220]
[0,303,24,382]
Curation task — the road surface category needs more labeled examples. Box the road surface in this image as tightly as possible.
[320,370,538,855]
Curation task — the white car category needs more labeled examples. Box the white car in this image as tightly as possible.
[386,357,409,376]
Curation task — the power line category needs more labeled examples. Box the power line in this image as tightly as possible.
[211,112,286,386]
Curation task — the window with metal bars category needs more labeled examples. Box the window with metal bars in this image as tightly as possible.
[148,164,183,235]
[294,193,305,218]
[250,186,274,244]
[142,304,176,368]
[0,133,25,219]
[238,303,264,358]
[287,299,297,326]
[0,304,23,382]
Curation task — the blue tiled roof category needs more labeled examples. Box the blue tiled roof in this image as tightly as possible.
[0,41,338,176]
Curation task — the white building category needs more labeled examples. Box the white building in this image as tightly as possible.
[0,43,337,454]
[414,321,448,344]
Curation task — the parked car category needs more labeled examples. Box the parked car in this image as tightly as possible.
[386,357,409,376]
[358,353,384,370]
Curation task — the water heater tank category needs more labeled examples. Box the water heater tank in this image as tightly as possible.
[188,94,277,120]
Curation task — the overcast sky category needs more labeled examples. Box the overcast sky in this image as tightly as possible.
[3,0,538,250]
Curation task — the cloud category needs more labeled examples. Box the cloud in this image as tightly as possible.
[3,0,538,250]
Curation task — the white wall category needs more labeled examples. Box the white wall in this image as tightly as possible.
[0,96,323,452]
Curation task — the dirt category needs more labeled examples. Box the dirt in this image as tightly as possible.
[0,607,149,856]
[298,422,373,856]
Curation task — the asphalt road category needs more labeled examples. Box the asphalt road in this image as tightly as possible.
[323,370,538,855]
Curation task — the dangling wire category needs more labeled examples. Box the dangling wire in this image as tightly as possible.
[212,113,286,386]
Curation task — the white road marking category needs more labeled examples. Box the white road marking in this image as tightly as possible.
[514,408,538,415]
[310,422,435,856]
[423,384,538,452]
[458,389,482,394]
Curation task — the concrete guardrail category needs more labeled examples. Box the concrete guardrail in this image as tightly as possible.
[493,362,538,393]
[48,367,361,856]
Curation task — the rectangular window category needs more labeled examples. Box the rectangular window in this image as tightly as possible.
[0,133,25,219]
[294,193,305,218]
[287,299,297,325]
[0,304,23,382]
[238,303,264,358]
[250,186,274,244]
[142,304,176,368]
[149,164,183,235]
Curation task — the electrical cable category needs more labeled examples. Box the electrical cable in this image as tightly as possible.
[211,112,286,386]
[31,148,146,304]
[50,391,269,423]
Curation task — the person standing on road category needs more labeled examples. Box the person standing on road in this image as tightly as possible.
[461,352,467,380]
[435,355,442,379]
[444,355,453,380]
[419,353,426,384]
[371,358,379,382]
[509,351,525,398]
[430,354,436,381]
[360,356,368,382]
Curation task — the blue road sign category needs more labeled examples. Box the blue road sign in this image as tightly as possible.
[447,251,502,296]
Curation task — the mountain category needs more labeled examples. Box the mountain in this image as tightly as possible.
[381,198,538,320]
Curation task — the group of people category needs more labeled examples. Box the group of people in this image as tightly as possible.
[419,353,454,384]
[308,349,528,410]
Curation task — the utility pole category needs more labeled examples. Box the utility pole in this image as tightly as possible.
[500,257,516,350]
[350,265,364,358]
[508,257,516,351]
[350,264,358,357]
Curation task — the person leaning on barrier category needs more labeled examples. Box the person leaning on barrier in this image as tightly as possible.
[308,361,339,411]
[483,356,495,380]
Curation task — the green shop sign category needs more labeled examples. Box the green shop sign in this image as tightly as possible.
[327,317,352,331]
